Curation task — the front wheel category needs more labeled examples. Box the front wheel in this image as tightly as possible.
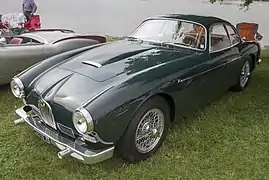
[230,58,252,92]
[116,96,171,163]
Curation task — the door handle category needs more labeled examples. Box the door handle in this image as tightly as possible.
[177,78,192,87]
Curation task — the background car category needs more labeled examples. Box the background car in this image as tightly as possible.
[0,28,106,85]
[11,14,261,165]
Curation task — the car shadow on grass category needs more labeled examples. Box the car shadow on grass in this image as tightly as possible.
[165,61,269,151]
[0,83,9,92]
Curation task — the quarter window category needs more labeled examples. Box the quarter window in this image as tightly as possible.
[210,24,231,52]
[225,25,240,45]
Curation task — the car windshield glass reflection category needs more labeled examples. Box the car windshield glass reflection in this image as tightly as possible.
[130,19,206,50]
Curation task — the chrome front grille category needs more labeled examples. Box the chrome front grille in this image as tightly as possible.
[38,98,57,130]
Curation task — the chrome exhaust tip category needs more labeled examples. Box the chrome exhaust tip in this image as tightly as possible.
[57,148,72,159]
[14,118,25,125]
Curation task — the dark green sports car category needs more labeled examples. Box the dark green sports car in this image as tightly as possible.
[11,14,262,165]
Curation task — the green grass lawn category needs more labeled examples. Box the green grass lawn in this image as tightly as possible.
[1,52,269,180]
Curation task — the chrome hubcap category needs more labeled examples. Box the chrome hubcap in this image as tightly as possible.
[240,61,250,87]
[135,108,165,154]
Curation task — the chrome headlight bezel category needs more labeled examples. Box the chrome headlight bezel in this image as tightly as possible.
[72,107,94,135]
[10,77,25,98]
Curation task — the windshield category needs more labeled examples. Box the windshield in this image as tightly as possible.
[130,19,207,50]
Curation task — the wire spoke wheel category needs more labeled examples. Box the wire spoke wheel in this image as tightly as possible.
[135,108,165,154]
[240,61,251,88]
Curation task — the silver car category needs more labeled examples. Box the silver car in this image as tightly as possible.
[0,29,106,85]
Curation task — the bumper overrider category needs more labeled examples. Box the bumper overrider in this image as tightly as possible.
[14,105,115,164]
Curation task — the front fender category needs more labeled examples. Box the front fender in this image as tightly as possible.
[85,81,154,143]
[86,77,178,143]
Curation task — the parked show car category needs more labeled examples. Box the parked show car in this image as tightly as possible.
[0,29,106,84]
[12,14,261,164]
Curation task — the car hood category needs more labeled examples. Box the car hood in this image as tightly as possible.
[29,40,199,110]
[30,67,111,111]
[58,40,196,82]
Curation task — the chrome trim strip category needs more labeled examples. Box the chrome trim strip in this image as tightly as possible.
[179,57,240,82]
[82,60,102,68]
[91,132,114,145]
[129,17,208,52]
[81,131,114,145]
[210,41,240,53]
[15,107,115,164]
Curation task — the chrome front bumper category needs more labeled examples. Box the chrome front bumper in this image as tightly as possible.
[14,106,115,164]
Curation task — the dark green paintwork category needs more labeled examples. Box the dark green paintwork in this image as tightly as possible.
[17,15,261,149]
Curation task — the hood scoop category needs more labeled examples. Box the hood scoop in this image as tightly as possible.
[82,60,102,68]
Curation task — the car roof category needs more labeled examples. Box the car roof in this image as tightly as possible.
[152,14,231,28]
[20,30,81,44]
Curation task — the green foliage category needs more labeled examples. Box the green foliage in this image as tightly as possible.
[210,0,254,10]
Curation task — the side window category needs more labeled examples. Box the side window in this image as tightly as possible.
[225,25,240,45]
[5,37,42,46]
[210,24,231,52]
[21,37,42,44]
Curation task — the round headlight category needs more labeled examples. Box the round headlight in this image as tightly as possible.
[72,107,94,134]
[10,77,25,98]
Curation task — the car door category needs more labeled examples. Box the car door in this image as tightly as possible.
[171,51,215,117]
[224,24,244,85]
[209,23,240,93]
[168,23,224,117]
[174,24,239,118]
[0,39,45,84]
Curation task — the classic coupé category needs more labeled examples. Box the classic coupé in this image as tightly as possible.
[0,29,106,85]
[11,14,261,164]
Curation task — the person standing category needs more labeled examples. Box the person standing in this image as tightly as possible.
[22,0,37,21]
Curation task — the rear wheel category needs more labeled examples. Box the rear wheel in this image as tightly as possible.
[116,96,171,163]
[230,58,252,92]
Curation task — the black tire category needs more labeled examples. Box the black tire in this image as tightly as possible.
[230,57,252,92]
[116,96,171,163]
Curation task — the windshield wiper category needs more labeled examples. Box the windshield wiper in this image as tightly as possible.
[126,36,143,42]
[160,41,187,48]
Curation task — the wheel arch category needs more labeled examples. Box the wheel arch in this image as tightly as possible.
[249,53,256,71]
[155,93,176,122]
[115,91,175,146]
[132,92,176,123]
